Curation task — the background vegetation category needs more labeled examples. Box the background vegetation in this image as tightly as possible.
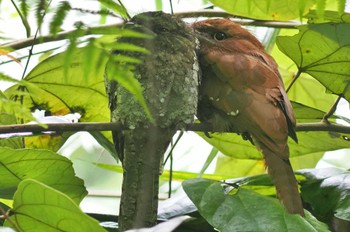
[0,0,349,231]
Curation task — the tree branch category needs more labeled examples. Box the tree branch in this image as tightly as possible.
[0,121,349,135]
[1,11,302,51]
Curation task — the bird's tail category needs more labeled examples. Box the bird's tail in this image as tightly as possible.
[119,126,174,230]
[259,142,305,216]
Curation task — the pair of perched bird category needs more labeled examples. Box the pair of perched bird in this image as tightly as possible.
[105,11,304,230]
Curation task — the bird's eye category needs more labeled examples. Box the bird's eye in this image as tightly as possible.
[213,32,227,41]
[155,27,169,33]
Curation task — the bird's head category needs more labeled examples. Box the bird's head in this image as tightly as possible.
[122,11,194,51]
[192,18,264,54]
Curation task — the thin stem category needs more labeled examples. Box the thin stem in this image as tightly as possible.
[2,11,301,51]
[10,0,31,37]
[169,0,174,15]
[163,131,183,165]
[0,206,22,232]
[117,0,131,19]
[286,69,302,93]
[322,94,343,123]
[0,121,350,136]
[20,0,52,80]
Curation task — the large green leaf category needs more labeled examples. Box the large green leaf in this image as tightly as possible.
[4,46,110,150]
[8,179,105,232]
[210,0,316,20]
[271,29,338,113]
[298,168,350,222]
[0,92,23,149]
[277,23,350,102]
[183,178,329,232]
[198,130,350,160]
[0,147,87,204]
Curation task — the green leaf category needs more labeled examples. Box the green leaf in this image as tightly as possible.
[105,58,154,123]
[298,168,350,221]
[95,163,230,181]
[98,0,129,20]
[89,131,118,161]
[0,147,87,204]
[8,179,105,232]
[198,147,218,177]
[209,0,316,20]
[277,23,350,102]
[182,178,329,232]
[0,91,23,149]
[4,46,110,150]
[305,10,350,23]
[49,1,71,35]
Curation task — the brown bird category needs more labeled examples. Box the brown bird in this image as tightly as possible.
[193,18,304,216]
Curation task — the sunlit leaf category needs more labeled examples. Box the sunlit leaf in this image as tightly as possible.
[4,47,110,150]
[49,1,71,35]
[198,130,350,160]
[98,0,129,20]
[209,0,316,20]
[0,147,87,203]
[277,23,350,102]
[305,10,350,23]
[8,179,105,232]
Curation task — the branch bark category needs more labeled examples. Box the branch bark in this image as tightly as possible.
[1,11,302,51]
[0,121,349,135]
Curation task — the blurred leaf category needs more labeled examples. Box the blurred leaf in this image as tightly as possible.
[209,0,316,20]
[98,0,129,20]
[198,147,218,177]
[305,10,350,23]
[35,0,48,28]
[95,163,230,181]
[4,46,110,150]
[89,131,118,161]
[0,92,22,149]
[298,168,350,222]
[214,151,324,178]
[0,49,20,63]
[198,130,350,160]
[49,1,71,35]
[0,147,87,203]
[105,57,154,123]
[38,50,53,62]
[183,178,329,232]
[8,179,105,232]
[277,23,350,102]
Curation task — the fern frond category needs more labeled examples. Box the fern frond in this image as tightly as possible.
[35,0,48,28]
[49,1,71,35]
[98,0,129,20]
[19,0,30,19]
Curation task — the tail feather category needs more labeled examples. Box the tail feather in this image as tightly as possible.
[259,142,304,216]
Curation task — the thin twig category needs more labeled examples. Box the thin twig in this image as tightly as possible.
[1,11,302,51]
[1,23,123,50]
[0,206,21,232]
[176,10,303,28]
[0,121,350,135]
[286,69,302,93]
[322,95,343,123]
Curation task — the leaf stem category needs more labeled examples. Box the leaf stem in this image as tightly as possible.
[0,206,22,232]
[286,69,301,93]
[10,0,31,38]
[322,94,343,123]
